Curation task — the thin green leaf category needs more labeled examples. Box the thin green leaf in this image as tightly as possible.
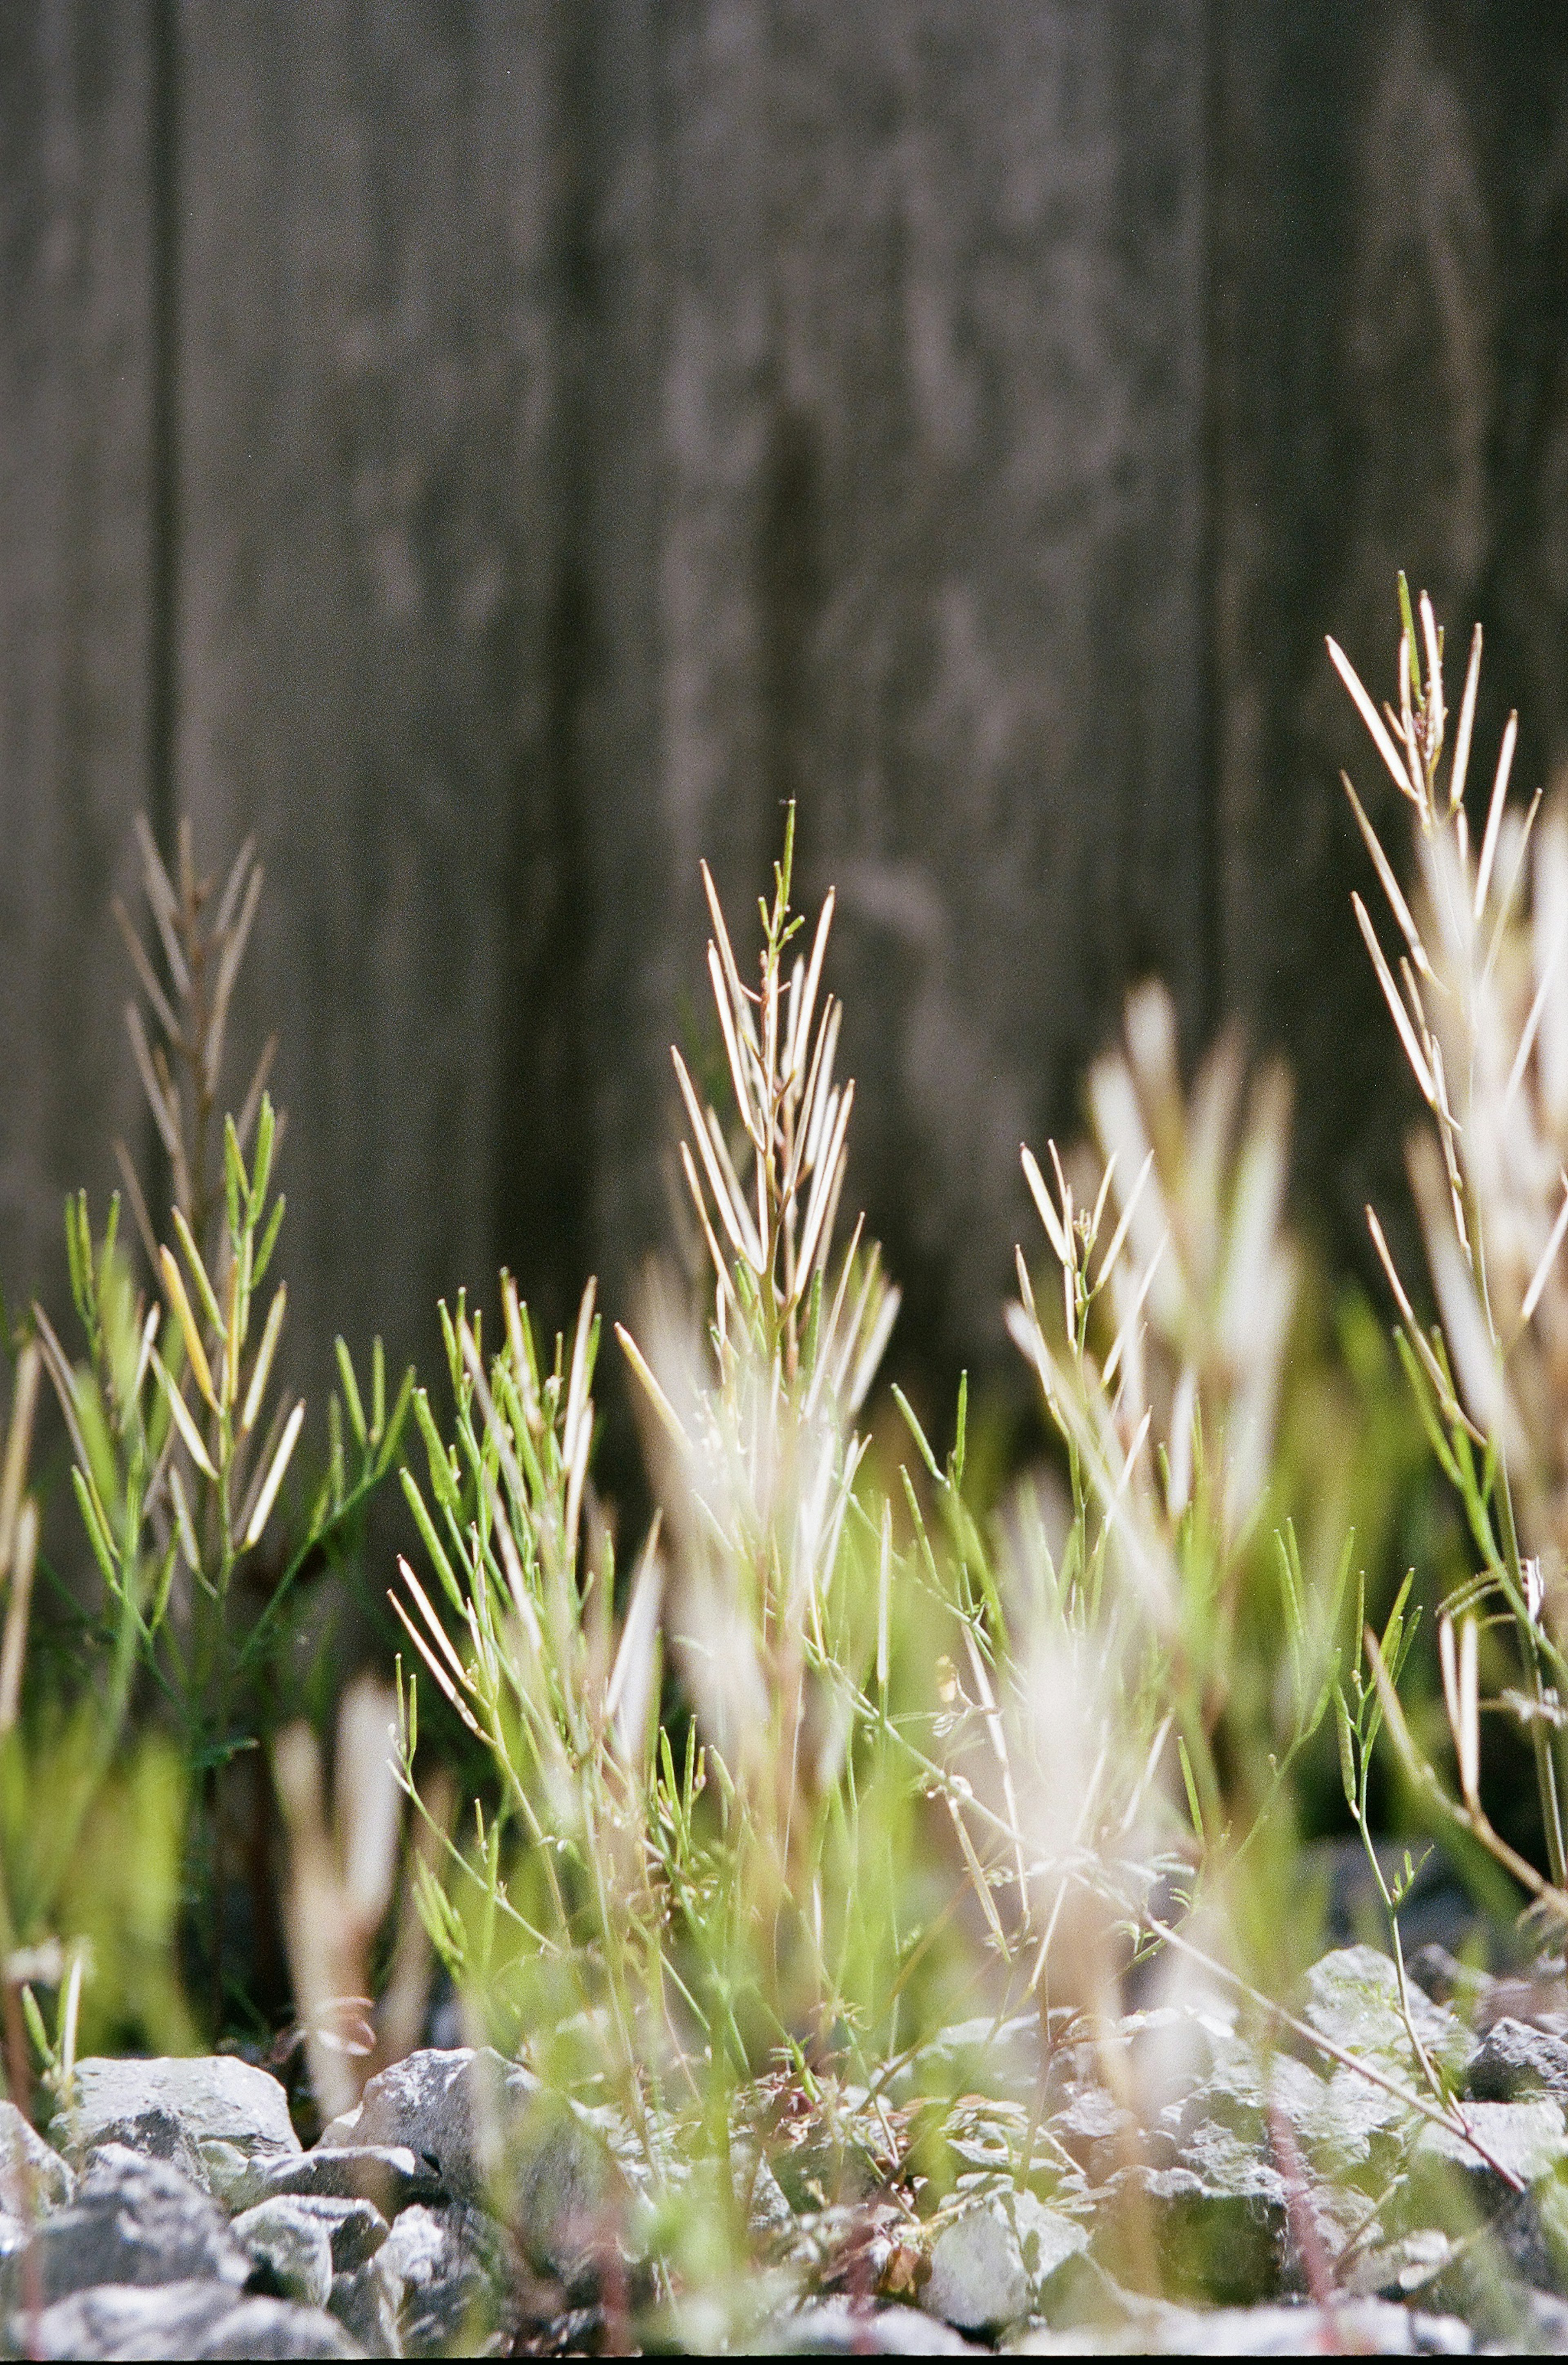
[1177,1733,1206,1842]
[1334,1689,1357,1814]
[399,1470,464,1615]
[892,1387,942,1483]
[252,1193,285,1289]
[335,1338,368,1449]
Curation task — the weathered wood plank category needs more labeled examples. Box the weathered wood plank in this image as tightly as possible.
[17,0,1568,1443]
[167,0,1211,1400]
[173,1,573,1404]
[570,0,681,1354]
[611,0,1210,1374]
[0,1,154,1323]
[1213,0,1568,1265]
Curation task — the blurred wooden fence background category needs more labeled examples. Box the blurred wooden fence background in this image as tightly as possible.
[4,1,1568,1437]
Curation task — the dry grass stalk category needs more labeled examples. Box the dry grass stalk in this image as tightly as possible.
[274,1678,405,2122]
[618,816,900,1945]
[1334,582,1568,1892]
[112,816,276,1273]
[1000,982,1301,1862]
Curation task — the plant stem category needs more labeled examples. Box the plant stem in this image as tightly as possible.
[1491,1457,1566,1884]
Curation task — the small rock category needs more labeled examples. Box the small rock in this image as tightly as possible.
[4,2143,251,2305]
[1303,1947,1475,2084]
[1107,2004,1237,2121]
[1412,2098,1568,2193]
[1176,2115,1289,2207]
[242,2193,388,2278]
[232,2197,336,2308]
[78,2104,209,2195]
[768,2296,976,2352]
[59,2056,301,2207]
[922,2200,1029,2333]
[1343,2225,1454,2300]
[889,2014,1044,2104]
[252,2145,441,2214]
[321,2050,494,2194]
[17,2275,365,2358]
[381,2200,509,2357]
[0,2100,73,2213]
[1094,2162,1287,2308]
[1049,2080,1127,2151]
[1269,2054,1411,2185]
[1047,2081,1139,2183]
[1022,2247,1134,2333]
[331,2246,404,2355]
[1408,1943,1492,2011]
[329,2050,620,2279]
[1010,2191,1089,2303]
[1165,2087,1291,2288]
[301,2195,390,2274]
[744,2154,796,2247]
[1467,2016,1568,2107]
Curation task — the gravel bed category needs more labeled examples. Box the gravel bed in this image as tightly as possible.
[6,1949,1568,2355]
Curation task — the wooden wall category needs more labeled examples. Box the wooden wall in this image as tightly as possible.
[1212,0,1568,1268]
[4,1,1568,1443]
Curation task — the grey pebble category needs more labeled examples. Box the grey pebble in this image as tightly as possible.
[57,2057,301,2209]
[1466,2016,1568,2107]
[922,2200,1029,2334]
[6,2144,250,2305]
[325,2048,617,2281]
[254,2146,441,2214]
[14,2275,364,2359]
[0,2100,72,2213]
[230,2197,335,2309]
[330,2247,404,2357]
[769,2297,978,2352]
[381,2201,509,2357]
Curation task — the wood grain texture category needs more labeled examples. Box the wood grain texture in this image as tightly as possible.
[1212,0,1568,1276]
[173,1,573,1405]
[7,0,1568,1430]
[0,2,154,1325]
[763,0,1209,1370]
[587,0,1209,1377]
